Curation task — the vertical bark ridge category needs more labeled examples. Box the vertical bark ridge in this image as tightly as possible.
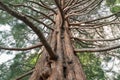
[64,21,86,80]
[48,11,64,80]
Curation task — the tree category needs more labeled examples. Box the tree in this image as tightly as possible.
[0,0,120,80]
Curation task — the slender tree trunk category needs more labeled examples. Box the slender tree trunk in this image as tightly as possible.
[29,11,86,80]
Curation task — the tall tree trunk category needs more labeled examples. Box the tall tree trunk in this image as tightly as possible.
[29,11,86,80]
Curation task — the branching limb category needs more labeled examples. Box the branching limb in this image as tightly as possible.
[0,1,56,60]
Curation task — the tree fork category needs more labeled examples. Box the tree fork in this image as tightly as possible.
[29,0,86,80]
[48,11,65,80]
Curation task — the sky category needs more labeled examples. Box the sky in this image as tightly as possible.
[0,53,15,64]
[0,25,14,64]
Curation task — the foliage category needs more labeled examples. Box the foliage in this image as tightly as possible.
[106,0,116,6]
[0,52,39,80]
[106,0,120,16]
[11,23,30,47]
[78,53,105,80]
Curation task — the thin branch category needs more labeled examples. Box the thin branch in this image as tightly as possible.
[69,0,97,14]
[69,18,117,29]
[29,1,56,14]
[66,0,103,17]
[0,43,42,51]
[16,69,34,80]
[25,14,54,30]
[68,10,120,23]
[75,44,120,52]
[84,12,119,23]
[69,22,120,27]
[64,0,75,9]
[9,4,55,24]
[69,0,90,10]
[73,37,120,42]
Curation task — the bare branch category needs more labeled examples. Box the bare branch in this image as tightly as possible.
[29,1,56,14]
[25,14,54,30]
[69,0,90,10]
[9,4,55,24]
[64,0,75,9]
[0,43,42,51]
[73,37,120,42]
[69,0,103,17]
[69,22,120,27]
[84,12,119,23]
[69,0,97,14]
[16,69,34,80]
[69,18,117,29]
[75,44,120,52]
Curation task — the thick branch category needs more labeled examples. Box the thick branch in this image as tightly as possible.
[54,0,65,28]
[0,1,56,60]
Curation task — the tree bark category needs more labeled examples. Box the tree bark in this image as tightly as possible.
[29,11,86,80]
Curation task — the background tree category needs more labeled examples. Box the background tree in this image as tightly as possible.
[0,0,120,80]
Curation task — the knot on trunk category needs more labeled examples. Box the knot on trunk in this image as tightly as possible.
[40,66,51,79]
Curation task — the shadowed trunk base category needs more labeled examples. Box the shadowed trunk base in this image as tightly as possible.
[29,50,86,80]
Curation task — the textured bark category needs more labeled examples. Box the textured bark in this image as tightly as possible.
[29,11,86,80]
